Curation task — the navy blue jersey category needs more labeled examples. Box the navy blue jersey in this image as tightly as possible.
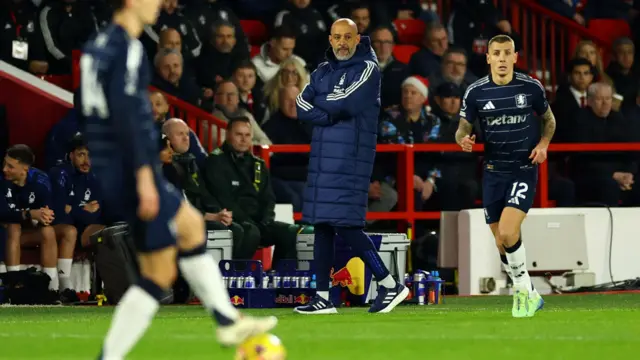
[0,168,53,223]
[49,163,103,227]
[460,73,549,172]
[80,24,160,200]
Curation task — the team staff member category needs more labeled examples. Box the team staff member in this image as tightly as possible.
[293,18,408,315]
[203,117,298,267]
[0,0,48,74]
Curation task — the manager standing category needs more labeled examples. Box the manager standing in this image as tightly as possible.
[293,19,409,315]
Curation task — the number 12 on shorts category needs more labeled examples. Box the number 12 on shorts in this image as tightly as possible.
[508,182,528,205]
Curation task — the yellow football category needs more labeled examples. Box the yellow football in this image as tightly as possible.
[234,333,286,360]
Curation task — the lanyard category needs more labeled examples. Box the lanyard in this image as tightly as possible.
[9,11,22,38]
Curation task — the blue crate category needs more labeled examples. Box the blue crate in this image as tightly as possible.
[219,260,316,308]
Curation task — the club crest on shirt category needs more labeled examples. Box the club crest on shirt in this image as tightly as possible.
[28,192,35,204]
[515,94,527,108]
[5,188,11,198]
[333,73,347,95]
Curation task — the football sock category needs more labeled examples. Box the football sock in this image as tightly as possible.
[313,224,336,295]
[6,265,20,272]
[57,258,73,291]
[43,267,59,291]
[178,243,240,326]
[102,278,162,360]
[335,227,394,287]
[316,291,329,301]
[500,253,513,281]
[504,238,533,291]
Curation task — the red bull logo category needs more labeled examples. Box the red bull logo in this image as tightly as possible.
[330,267,353,287]
[294,294,309,305]
[330,257,366,295]
[230,295,245,306]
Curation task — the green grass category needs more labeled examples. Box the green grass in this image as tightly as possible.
[0,294,639,359]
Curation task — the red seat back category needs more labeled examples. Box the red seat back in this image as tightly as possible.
[393,19,426,45]
[240,20,268,45]
[393,44,419,64]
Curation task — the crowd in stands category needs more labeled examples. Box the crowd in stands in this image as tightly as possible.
[2,0,640,301]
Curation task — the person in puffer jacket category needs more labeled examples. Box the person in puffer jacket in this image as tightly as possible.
[293,18,408,315]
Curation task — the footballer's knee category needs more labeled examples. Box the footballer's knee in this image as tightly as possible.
[176,201,205,251]
[139,247,178,290]
[488,223,505,252]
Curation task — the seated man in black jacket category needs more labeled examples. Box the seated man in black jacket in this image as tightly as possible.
[203,117,298,266]
[161,119,244,254]
[567,82,640,206]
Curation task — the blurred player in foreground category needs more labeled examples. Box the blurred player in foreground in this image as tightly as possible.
[80,1,276,358]
[293,18,409,315]
[456,35,555,317]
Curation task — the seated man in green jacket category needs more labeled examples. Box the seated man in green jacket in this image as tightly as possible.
[162,119,245,252]
[203,117,298,267]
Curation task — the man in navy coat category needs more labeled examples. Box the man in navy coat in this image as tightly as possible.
[294,18,409,315]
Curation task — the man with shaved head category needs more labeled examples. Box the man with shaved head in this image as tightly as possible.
[294,18,409,315]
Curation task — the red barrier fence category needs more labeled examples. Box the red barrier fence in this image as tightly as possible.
[256,143,640,237]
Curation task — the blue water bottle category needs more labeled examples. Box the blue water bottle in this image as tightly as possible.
[310,274,317,289]
[433,271,441,304]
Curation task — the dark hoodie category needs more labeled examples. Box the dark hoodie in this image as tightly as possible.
[273,2,328,69]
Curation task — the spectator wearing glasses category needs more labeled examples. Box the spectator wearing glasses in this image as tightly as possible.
[370,26,409,110]
[262,57,309,122]
[428,47,477,98]
[211,80,271,147]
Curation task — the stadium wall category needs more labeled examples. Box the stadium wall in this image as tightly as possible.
[0,61,73,167]
[457,208,640,295]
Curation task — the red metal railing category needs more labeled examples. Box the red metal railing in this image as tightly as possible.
[435,0,614,101]
[256,142,640,238]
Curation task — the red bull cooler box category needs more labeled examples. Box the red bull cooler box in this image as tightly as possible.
[296,233,410,306]
[206,230,233,261]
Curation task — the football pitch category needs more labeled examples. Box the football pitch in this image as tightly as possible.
[0,293,639,360]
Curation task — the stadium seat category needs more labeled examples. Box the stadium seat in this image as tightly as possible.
[587,19,631,44]
[393,19,426,45]
[250,45,261,58]
[393,44,420,64]
[240,20,268,45]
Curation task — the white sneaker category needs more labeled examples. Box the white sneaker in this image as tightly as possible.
[216,315,278,347]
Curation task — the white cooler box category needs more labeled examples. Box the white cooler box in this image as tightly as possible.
[206,230,233,261]
[296,233,410,302]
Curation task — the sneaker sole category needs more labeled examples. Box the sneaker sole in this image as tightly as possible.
[372,286,410,314]
[293,307,338,315]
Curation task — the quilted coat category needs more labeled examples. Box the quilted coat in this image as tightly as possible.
[295,36,381,227]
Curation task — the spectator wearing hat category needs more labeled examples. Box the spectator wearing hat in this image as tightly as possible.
[377,75,440,209]
[429,82,479,211]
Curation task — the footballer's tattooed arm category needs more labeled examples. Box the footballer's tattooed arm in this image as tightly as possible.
[455,118,474,145]
[540,107,557,144]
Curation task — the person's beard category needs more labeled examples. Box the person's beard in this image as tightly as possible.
[333,46,355,61]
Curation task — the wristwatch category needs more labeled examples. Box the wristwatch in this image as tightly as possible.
[427,177,437,192]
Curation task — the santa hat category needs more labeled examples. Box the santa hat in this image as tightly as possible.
[402,76,429,99]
